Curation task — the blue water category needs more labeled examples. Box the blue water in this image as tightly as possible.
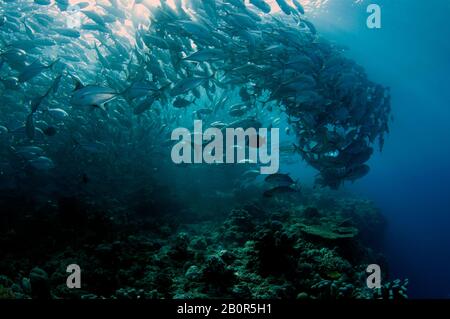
[310,0,450,298]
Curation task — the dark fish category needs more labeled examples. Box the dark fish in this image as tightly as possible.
[249,0,271,13]
[265,173,295,186]
[43,126,57,137]
[263,186,298,198]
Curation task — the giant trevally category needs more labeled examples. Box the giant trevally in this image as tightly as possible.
[249,0,271,13]
[18,59,60,83]
[170,76,213,97]
[292,0,305,14]
[28,156,55,171]
[183,49,226,62]
[70,85,121,109]
[53,28,81,38]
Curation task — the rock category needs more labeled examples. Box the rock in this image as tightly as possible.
[21,278,31,294]
[190,236,208,250]
[202,255,235,288]
[81,293,99,300]
[0,285,15,299]
[302,207,321,219]
[29,267,51,299]
[297,292,309,300]
[0,276,13,289]
[218,250,236,264]
[299,222,358,241]
[185,265,201,281]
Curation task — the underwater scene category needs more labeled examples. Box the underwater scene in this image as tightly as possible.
[0,0,449,302]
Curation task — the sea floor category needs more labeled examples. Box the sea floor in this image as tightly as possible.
[0,188,407,299]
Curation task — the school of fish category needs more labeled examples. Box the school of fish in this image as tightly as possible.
[0,0,391,193]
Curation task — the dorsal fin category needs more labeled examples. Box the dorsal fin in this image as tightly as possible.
[67,72,84,91]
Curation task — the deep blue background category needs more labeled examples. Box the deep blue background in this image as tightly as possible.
[308,0,450,298]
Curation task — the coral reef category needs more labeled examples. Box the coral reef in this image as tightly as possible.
[0,188,404,299]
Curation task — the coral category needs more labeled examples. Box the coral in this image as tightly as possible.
[29,267,51,299]
[201,255,236,293]
[251,224,297,277]
[374,279,409,300]
[311,279,356,299]
[0,285,15,299]
[222,209,255,244]
[0,188,402,300]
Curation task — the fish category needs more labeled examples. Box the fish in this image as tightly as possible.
[242,169,260,180]
[173,97,195,108]
[70,85,120,109]
[18,59,60,83]
[43,126,57,137]
[275,0,294,15]
[125,81,159,101]
[0,77,20,90]
[183,49,225,62]
[54,28,81,38]
[82,10,106,27]
[34,0,51,5]
[0,0,390,196]
[264,173,295,186]
[170,76,211,97]
[263,185,298,198]
[28,156,55,170]
[134,94,157,115]
[249,0,271,13]
[1,48,27,70]
[292,0,305,15]
[228,103,249,117]
[14,146,45,160]
[47,108,69,121]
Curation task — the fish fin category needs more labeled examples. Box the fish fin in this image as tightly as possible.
[68,72,84,91]
[97,104,107,112]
